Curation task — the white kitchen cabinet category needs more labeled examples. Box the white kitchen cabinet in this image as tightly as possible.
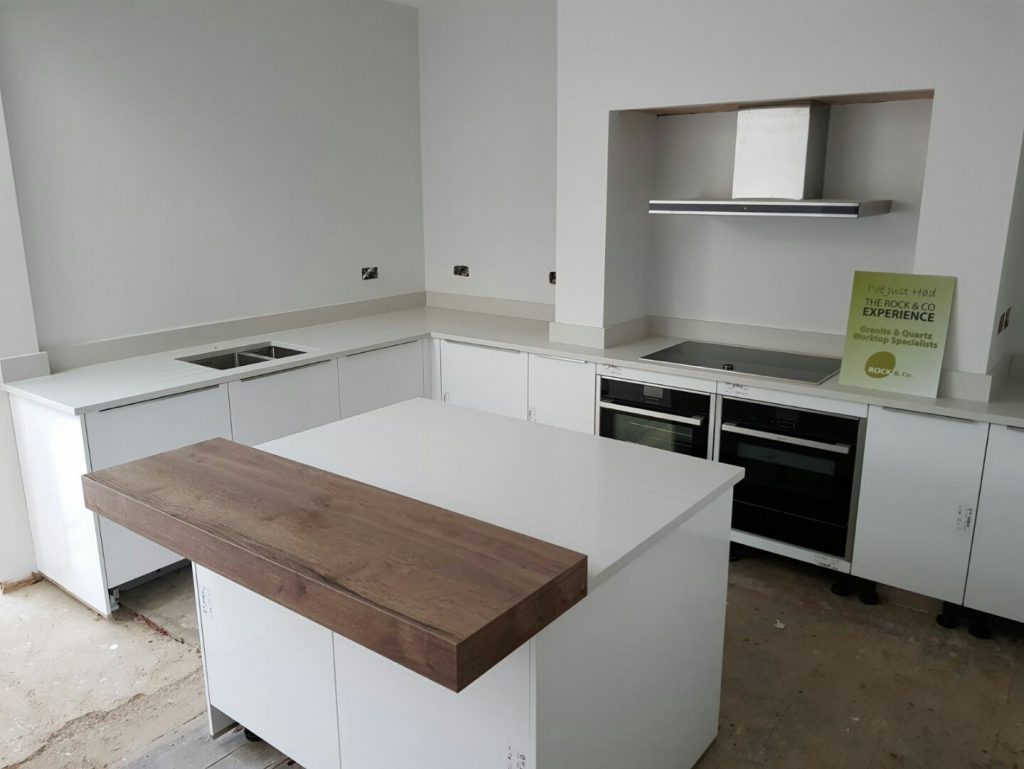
[228,360,341,446]
[338,340,425,419]
[85,385,233,587]
[10,384,232,614]
[528,353,596,433]
[194,565,341,769]
[439,340,528,420]
[851,406,988,604]
[963,424,1024,622]
[334,633,531,769]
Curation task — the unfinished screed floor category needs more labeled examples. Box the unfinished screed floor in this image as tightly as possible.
[1,555,1021,769]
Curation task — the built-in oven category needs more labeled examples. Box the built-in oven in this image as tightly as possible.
[598,376,713,459]
[716,397,864,558]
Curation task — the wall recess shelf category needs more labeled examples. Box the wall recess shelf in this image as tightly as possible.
[648,199,893,219]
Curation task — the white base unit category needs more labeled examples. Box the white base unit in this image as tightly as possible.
[11,385,233,613]
[852,406,988,604]
[195,565,341,769]
[439,340,528,419]
[338,340,425,419]
[228,360,341,446]
[195,493,733,769]
[527,353,596,434]
[963,424,1024,623]
[11,397,110,614]
[334,634,531,769]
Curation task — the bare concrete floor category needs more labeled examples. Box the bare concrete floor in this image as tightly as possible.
[701,553,1023,769]
[2,553,1021,769]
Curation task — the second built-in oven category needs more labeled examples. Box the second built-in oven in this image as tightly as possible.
[598,376,713,459]
[716,397,864,558]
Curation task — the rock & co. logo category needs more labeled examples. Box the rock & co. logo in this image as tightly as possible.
[865,351,896,379]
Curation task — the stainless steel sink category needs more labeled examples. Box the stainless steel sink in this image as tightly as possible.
[179,343,305,370]
[241,345,303,360]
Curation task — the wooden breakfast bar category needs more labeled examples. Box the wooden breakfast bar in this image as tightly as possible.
[83,398,742,769]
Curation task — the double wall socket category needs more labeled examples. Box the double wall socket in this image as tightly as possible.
[361,266,379,280]
[453,265,469,277]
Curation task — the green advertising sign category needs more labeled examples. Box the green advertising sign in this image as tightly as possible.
[838,271,956,398]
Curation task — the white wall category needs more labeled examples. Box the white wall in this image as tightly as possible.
[604,111,656,326]
[418,0,556,306]
[0,0,424,351]
[555,0,1024,375]
[992,137,1024,367]
[650,99,931,335]
[0,84,40,582]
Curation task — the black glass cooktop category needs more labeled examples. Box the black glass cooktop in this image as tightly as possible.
[641,341,841,385]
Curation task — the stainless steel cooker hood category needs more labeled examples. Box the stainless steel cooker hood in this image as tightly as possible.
[649,103,892,219]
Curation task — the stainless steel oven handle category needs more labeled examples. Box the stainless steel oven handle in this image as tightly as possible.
[721,423,850,455]
[600,401,705,427]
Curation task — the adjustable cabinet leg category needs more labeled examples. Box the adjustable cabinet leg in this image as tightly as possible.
[831,575,856,597]
[729,543,751,563]
[936,602,960,629]
[858,581,881,605]
[968,610,993,640]
[244,729,263,743]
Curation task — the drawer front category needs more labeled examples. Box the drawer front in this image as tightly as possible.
[229,360,341,446]
[339,340,425,419]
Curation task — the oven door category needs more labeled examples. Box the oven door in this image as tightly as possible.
[719,422,857,556]
[599,404,709,458]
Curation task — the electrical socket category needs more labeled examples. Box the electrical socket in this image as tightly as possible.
[361,266,378,280]
[453,265,469,277]
[548,271,557,285]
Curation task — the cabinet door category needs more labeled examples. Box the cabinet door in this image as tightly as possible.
[334,632,531,769]
[195,566,340,769]
[528,354,596,433]
[338,340,425,419]
[85,385,232,588]
[964,424,1023,622]
[440,340,528,420]
[851,406,988,603]
[228,360,341,446]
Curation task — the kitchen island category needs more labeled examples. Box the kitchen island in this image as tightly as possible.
[83,398,742,769]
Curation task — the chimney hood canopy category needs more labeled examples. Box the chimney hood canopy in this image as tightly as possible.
[649,100,894,219]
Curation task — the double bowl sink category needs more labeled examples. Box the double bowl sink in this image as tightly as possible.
[178,343,305,371]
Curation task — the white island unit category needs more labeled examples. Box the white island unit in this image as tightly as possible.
[86,398,742,769]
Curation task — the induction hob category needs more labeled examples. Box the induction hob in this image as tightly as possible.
[640,341,841,385]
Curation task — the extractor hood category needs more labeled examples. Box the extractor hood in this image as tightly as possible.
[649,103,892,219]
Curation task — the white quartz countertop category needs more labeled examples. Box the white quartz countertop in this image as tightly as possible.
[259,398,744,587]
[5,305,1024,429]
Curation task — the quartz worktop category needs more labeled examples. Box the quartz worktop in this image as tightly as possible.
[5,305,1024,429]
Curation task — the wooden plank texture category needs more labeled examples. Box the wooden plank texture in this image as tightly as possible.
[82,438,587,691]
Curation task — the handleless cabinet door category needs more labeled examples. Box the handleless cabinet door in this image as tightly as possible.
[195,565,341,769]
[228,360,341,446]
[528,354,596,433]
[851,406,988,603]
[334,632,530,769]
[338,340,425,419]
[964,424,1024,622]
[439,340,528,420]
[85,385,232,587]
